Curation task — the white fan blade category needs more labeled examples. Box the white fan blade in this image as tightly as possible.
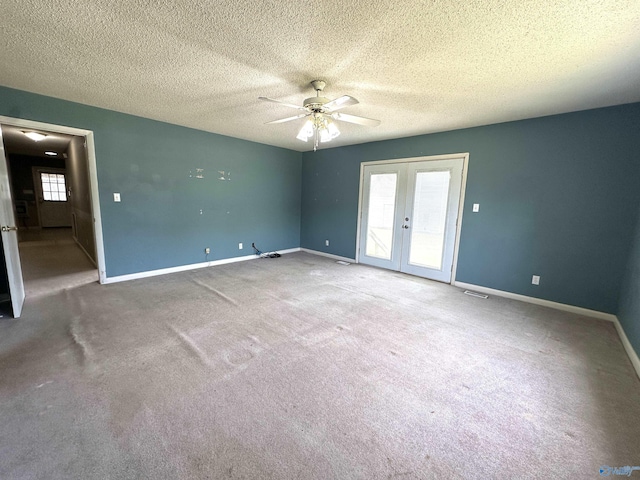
[259,96,305,110]
[323,95,359,111]
[330,112,381,127]
[266,113,310,124]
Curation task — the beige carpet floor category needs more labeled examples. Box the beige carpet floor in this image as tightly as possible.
[18,227,98,298]
[1,247,639,479]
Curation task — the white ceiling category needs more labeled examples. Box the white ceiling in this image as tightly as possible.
[1,0,639,152]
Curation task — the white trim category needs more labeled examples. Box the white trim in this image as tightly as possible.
[85,132,107,284]
[355,162,366,264]
[103,248,301,284]
[300,248,356,263]
[450,154,469,284]
[355,153,469,286]
[613,316,640,380]
[0,116,107,284]
[73,235,97,267]
[454,281,616,322]
[358,152,470,167]
[0,116,93,137]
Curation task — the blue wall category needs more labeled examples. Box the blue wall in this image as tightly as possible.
[0,86,302,277]
[619,208,640,355]
[301,104,640,315]
[2,83,639,352]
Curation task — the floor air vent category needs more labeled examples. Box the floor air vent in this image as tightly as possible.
[336,261,351,266]
[464,290,489,299]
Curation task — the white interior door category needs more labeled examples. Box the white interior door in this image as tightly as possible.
[359,157,464,283]
[33,168,72,227]
[0,128,25,317]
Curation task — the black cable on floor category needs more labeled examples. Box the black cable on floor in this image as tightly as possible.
[252,243,280,258]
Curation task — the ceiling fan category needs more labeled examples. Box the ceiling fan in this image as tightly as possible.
[259,80,381,151]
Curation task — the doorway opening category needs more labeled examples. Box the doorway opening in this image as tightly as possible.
[356,153,468,284]
[0,117,106,317]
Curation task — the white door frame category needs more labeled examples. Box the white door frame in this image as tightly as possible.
[0,115,107,284]
[356,153,469,284]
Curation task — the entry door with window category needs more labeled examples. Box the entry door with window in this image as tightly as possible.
[358,158,464,283]
[33,168,72,227]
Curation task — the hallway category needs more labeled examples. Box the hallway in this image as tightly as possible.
[18,227,98,298]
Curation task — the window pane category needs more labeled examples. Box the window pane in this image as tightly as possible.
[40,172,68,201]
[409,170,450,269]
[365,173,397,260]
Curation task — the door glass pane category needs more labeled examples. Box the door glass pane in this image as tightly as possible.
[409,170,451,269]
[366,173,397,260]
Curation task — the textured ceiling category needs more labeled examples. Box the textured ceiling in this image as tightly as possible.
[1,0,639,152]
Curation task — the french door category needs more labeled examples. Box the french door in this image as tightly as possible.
[358,157,464,283]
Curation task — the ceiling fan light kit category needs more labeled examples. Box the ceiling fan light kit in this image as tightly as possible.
[260,80,380,151]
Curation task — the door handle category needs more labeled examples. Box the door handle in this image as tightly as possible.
[1,226,18,232]
[402,225,409,229]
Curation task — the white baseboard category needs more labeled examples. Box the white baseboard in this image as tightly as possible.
[300,248,356,263]
[613,316,640,380]
[103,247,301,284]
[454,281,616,322]
[73,236,97,268]
[454,281,640,380]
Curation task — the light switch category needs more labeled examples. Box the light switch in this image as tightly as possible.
[473,203,480,212]
[113,193,121,202]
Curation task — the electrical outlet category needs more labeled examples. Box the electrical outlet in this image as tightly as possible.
[325,239,329,246]
[473,203,480,212]
[532,275,540,285]
[238,243,243,250]
[205,247,210,255]
[113,193,121,202]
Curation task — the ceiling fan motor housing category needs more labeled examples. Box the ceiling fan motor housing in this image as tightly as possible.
[304,80,330,111]
[303,96,330,111]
